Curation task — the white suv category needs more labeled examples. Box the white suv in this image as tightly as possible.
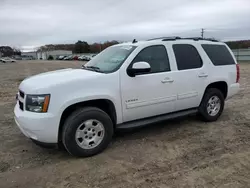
[14,37,240,157]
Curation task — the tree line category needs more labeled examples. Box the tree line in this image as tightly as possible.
[37,39,250,52]
[1,39,250,57]
[226,40,250,49]
[37,40,119,54]
[0,40,119,57]
[0,46,21,57]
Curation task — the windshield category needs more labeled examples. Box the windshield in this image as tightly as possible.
[84,45,136,73]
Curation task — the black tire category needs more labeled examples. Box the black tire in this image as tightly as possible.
[198,88,225,122]
[62,107,113,157]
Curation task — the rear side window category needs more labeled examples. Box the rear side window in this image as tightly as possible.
[202,44,235,66]
[173,44,202,70]
[131,45,170,74]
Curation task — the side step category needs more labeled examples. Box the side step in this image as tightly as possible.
[117,109,198,129]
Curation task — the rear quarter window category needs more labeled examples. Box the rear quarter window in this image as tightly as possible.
[173,44,203,70]
[202,44,235,66]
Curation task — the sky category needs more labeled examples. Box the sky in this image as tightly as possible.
[0,0,250,51]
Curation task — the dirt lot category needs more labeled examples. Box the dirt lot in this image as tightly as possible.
[0,60,250,188]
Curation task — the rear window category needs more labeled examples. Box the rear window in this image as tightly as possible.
[202,44,235,66]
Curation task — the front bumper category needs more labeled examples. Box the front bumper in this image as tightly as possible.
[14,103,59,143]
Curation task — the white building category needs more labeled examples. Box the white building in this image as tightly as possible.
[21,51,37,59]
[37,50,72,60]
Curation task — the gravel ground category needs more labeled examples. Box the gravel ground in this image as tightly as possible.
[0,60,250,188]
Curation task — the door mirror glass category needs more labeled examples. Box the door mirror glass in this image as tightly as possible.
[128,62,151,77]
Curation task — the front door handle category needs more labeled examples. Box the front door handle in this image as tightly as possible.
[198,73,208,78]
[161,78,174,83]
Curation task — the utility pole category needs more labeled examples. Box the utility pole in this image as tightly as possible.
[201,28,205,38]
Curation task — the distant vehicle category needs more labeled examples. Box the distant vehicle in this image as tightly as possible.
[0,57,16,63]
[73,55,79,61]
[58,55,67,60]
[78,55,91,61]
[63,55,73,60]
[78,55,85,61]
[85,55,92,61]
[14,37,240,157]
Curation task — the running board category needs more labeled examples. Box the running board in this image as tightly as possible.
[117,109,198,129]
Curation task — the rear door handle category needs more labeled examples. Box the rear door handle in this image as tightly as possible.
[161,78,174,83]
[198,73,208,78]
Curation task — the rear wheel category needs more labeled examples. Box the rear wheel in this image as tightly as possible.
[198,88,224,122]
[62,107,113,157]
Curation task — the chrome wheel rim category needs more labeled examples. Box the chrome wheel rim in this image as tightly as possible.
[207,96,221,116]
[75,119,105,149]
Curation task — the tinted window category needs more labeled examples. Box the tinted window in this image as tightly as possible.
[131,45,170,74]
[202,44,235,66]
[173,44,202,70]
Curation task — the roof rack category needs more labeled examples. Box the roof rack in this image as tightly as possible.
[147,36,181,41]
[181,37,219,42]
[132,39,138,43]
[147,36,219,42]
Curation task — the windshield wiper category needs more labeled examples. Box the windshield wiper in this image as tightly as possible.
[86,66,100,70]
[82,65,103,73]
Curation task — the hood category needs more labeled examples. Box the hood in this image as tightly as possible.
[19,68,101,94]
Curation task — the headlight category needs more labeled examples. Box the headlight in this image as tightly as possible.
[26,94,50,113]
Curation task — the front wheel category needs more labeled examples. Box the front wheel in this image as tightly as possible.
[198,88,225,122]
[62,107,114,157]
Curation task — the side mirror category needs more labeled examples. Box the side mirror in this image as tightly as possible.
[127,62,151,77]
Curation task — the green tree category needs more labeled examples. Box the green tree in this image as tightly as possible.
[74,40,90,53]
[0,46,14,57]
[90,43,101,53]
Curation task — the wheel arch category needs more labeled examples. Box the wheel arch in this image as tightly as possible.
[204,81,228,99]
[58,99,117,143]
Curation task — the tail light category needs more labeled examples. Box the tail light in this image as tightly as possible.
[236,64,240,83]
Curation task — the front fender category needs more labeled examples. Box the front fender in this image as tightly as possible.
[56,92,122,124]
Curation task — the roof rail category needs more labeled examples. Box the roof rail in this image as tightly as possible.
[181,37,219,42]
[147,36,181,41]
[147,36,219,42]
[132,39,138,43]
